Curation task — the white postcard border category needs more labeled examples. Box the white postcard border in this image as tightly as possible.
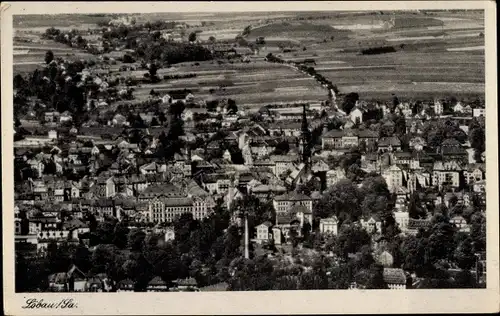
[2,1,498,315]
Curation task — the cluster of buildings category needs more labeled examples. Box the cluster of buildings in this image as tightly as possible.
[13,23,487,291]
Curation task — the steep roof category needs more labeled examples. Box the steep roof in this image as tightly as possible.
[258,221,273,227]
[289,204,312,215]
[274,191,312,202]
[383,268,406,285]
[158,197,193,207]
[276,212,299,225]
[148,276,167,286]
[378,136,401,147]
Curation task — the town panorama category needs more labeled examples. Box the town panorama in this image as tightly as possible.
[13,10,486,292]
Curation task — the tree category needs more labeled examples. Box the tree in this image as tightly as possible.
[43,160,57,175]
[327,262,351,289]
[426,216,456,266]
[148,63,158,79]
[470,212,486,252]
[14,117,22,128]
[453,269,477,288]
[228,256,276,291]
[188,32,197,42]
[150,117,160,127]
[335,223,371,259]
[392,94,400,109]
[148,243,181,288]
[316,179,362,221]
[273,140,290,155]
[158,112,167,125]
[400,235,428,276]
[393,114,407,135]
[14,74,26,90]
[454,236,476,270]
[299,270,328,289]
[169,101,185,119]
[341,92,359,114]
[45,50,54,64]
[113,222,130,249]
[365,264,388,289]
[128,229,146,251]
[227,99,238,113]
[408,193,426,219]
[208,36,216,43]
[123,54,135,63]
[73,243,91,273]
[469,126,485,161]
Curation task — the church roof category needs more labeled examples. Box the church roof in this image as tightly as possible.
[274,192,312,202]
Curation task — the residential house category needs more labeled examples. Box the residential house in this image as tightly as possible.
[382,165,403,193]
[255,221,273,244]
[112,114,127,127]
[409,136,426,151]
[162,90,194,105]
[274,203,312,240]
[453,102,465,113]
[311,159,330,174]
[464,164,485,185]
[59,111,73,123]
[360,215,383,234]
[349,107,363,124]
[164,227,175,242]
[117,279,135,292]
[173,278,199,292]
[450,215,470,233]
[473,108,486,117]
[326,168,346,188]
[440,139,468,163]
[432,160,462,189]
[378,136,401,153]
[67,264,87,292]
[45,111,61,123]
[147,276,169,292]
[270,155,298,177]
[95,176,116,198]
[273,192,313,223]
[383,268,407,289]
[285,163,313,187]
[473,180,485,193]
[147,195,198,223]
[407,218,432,235]
[393,209,410,234]
[434,99,443,115]
[319,216,339,235]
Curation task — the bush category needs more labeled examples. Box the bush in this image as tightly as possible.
[361,46,397,55]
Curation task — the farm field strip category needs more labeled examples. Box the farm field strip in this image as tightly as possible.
[339,82,484,93]
[447,46,484,51]
[323,72,484,83]
[14,45,76,52]
[386,32,482,41]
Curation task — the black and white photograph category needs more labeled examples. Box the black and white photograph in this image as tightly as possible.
[2,1,499,315]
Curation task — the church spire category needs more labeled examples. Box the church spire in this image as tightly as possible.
[300,104,312,165]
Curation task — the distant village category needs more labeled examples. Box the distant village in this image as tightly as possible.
[13,15,487,292]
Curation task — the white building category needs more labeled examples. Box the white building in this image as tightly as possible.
[382,165,403,193]
[473,108,486,117]
[319,217,339,235]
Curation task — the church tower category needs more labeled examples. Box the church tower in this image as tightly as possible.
[300,104,312,166]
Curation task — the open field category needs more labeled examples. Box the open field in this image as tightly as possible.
[252,11,485,100]
[13,10,484,103]
[129,60,328,109]
[13,39,98,74]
